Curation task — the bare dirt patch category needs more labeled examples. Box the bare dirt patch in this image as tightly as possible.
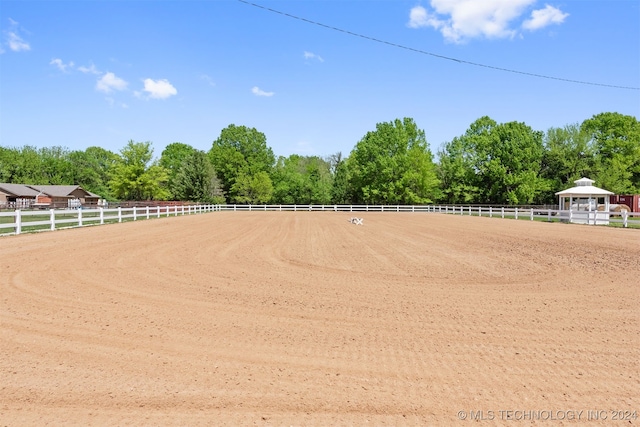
[1,212,638,425]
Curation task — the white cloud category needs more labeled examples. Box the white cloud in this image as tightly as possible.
[96,72,128,93]
[408,0,554,43]
[142,78,177,99]
[7,31,30,51]
[522,4,568,30]
[3,19,31,52]
[50,58,74,72]
[252,86,274,97]
[200,74,216,87]
[78,63,101,74]
[303,51,324,62]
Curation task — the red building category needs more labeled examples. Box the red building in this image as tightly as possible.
[610,195,640,212]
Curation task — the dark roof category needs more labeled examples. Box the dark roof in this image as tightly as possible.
[0,184,101,199]
[27,185,93,198]
[0,183,41,197]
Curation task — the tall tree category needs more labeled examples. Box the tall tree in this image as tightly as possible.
[39,146,74,184]
[437,136,482,204]
[271,155,333,204]
[109,140,169,200]
[68,147,119,199]
[439,117,548,205]
[330,157,352,204]
[159,142,196,199]
[208,124,275,203]
[581,112,640,194]
[348,118,440,204]
[171,150,224,203]
[540,124,595,203]
[0,146,20,183]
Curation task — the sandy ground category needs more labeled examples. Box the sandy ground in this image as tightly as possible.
[1,212,638,426]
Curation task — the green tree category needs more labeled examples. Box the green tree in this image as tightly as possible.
[439,117,548,205]
[109,140,169,200]
[271,155,333,204]
[581,112,640,194]
[39,146,74,184]
[68,147,119,199]
[171,150,224,203]
[540,124,595,203]
[437,136,482,204]
[0,146,20,182]
[208,124,275,203]
[232,171,273,204]
[159,142,196,199]
[10,146,44,184]
[348,118,440,204]
[330,157,352,204]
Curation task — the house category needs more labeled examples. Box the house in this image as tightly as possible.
[0,184,101,209]
[0,183,41,209]
[27,185,101,208]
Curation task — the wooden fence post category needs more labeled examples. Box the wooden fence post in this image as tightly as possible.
[133,206,137,221]
[623,211,628,228]
[50,209,56,231]
[78,209,83,227]
[530,208,534,221]
[100,207,104,225]
[118,207,122,223]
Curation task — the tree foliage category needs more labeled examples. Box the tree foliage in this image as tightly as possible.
[348,118,440,204]
[68,147,119,200]
[581,112,640,194]
[2,112,639,206]
[439,117,548,205]
[271,155,333,204]
[109,140,169,200]
[171,150,224,203]
[208,124,275,203]
[232,171,273,204]
[160,142,197,199]
[539,124,594,203]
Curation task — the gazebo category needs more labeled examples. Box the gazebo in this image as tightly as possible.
[555,177,613,225]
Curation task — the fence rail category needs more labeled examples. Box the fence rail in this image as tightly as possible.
[2,204,638,236]
[0,204,218,236]
[213,204,640,228]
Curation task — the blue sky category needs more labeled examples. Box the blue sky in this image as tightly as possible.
[1,0,638,160]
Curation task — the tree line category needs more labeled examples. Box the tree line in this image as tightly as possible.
[1,112,638,205]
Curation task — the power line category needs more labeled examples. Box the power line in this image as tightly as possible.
[237,0,639,91]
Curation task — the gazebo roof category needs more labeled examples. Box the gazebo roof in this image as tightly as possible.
[555,177,613,196]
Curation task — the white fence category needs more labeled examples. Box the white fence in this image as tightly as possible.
[213,204,640,228]
[2,204,638,236]
[0,204,218,236]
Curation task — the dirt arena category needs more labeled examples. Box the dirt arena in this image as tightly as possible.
[1,212,638,426]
